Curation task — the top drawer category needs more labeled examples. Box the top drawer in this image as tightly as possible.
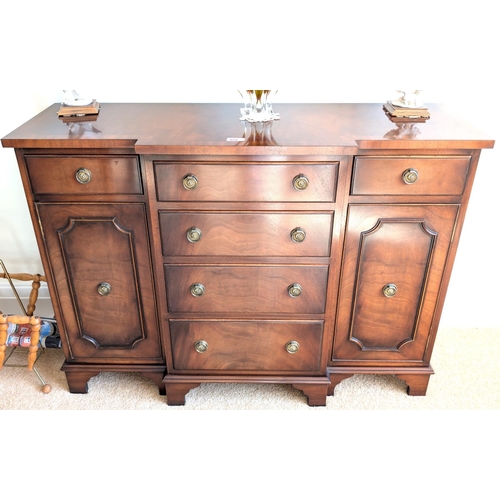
[351,156,471,196]
[154,162,338,202]
[25,155,143,195]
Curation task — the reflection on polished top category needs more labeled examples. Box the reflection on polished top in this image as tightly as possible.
[1,103,495,153]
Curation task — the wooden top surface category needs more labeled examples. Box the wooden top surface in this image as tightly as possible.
[1,103,495,153]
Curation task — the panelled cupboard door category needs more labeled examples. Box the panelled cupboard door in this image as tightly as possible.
[333,204,459,364]
[36,203,163,363]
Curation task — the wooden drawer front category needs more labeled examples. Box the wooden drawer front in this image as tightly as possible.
[170,320,323,371]
[165,265,329,314]
[160,212,333,257]
[154,163,337,202]
[351,156,470,196]
[26,155,143,195]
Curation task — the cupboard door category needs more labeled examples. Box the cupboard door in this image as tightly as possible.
[333,204,459,363]
[37,203,162,363]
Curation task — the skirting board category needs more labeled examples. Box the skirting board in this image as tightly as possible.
[0,297,54,316]
[0,282,53,316]
[0,281,50,299]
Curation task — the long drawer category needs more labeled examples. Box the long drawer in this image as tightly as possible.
[159,212,333,257]
[154,162,338,202]
[25,155,143,195]
[165,265,329,314]
[351,156,471,196]
[169,320,324,371]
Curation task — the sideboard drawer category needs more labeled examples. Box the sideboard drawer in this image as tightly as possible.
[154,162,338,202]
[165,265,329,314]
[26,155,143,195]
[170,320,324,372]
[351,156,471,196]
[159,212,333,257]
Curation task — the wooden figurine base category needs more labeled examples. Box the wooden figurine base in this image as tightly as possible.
[57,99,100,117]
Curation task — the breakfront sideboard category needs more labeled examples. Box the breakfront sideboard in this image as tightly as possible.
[2,103,494,405]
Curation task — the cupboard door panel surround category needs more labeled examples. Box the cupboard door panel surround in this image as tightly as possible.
[2,103,493,406]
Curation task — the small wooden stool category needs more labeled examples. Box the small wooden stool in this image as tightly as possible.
[0,260,51,393]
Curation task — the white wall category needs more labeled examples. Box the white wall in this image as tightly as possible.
[1,1,498,326]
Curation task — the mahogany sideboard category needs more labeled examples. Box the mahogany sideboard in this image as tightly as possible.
[2,103,494,405]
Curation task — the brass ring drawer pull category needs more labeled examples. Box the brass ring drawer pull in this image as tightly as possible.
[75,168,92,184]
[290,227,306,243]
[288,283,303,298]
[190,283,205,297]
[402,168,419,184]
[182,173,198,190]
[286,340,300,354]
[293,174,309,191]
[194,340,208,353]
[383,284,398,297]
[97,282,112,296]
[186,227,202,242]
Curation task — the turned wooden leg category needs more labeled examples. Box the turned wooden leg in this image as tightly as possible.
[292,383,329,406]
[26,275,43,317]
[27,316,41,370]
[0,314,7,369]
[396,373,432,396]
[164,383,201,405]
[327,374,354,396]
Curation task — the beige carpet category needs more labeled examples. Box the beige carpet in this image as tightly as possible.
[1,327,499,410]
